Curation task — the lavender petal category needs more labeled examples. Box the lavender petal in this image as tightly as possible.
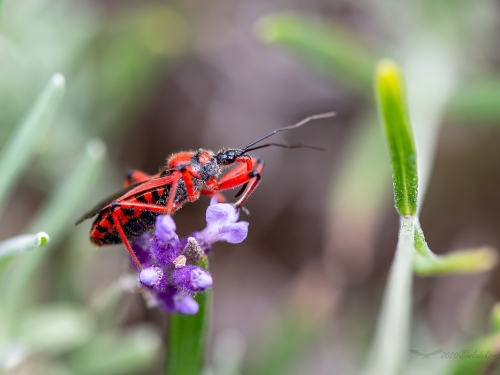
[172,265,213,292]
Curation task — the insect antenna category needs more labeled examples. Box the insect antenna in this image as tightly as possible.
[242,111,335,151]
[244,142,327,152]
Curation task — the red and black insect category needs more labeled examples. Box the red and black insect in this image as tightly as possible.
[75,112,335,270]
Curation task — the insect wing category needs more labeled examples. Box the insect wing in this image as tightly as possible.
[75,182,142,225]
[75,175,179,225]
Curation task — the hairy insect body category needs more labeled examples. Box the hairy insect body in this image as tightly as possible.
[76,112,335,270]
[91,150,222,246]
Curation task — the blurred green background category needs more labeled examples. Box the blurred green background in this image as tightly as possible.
[1,0,500,374]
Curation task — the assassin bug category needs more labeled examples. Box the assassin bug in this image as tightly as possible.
[76,112,335,270]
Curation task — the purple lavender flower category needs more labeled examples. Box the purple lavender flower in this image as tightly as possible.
[193,196,249,252]
[139,266,166,292]
[157,286,199,315]
[172,265,213,292]
[131,200,249,314]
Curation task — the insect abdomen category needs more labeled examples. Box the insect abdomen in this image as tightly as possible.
[90,185,180,246]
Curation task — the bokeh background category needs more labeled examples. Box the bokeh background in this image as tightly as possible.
[2,0,500,374]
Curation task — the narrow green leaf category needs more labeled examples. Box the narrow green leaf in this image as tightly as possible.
[255,12,379,91]
[414,247,497,276]
[375,59,418,216]
[0,232,49,260]
[0,73,65,211]
[413,227,497,276]
[364,216,415,375]
[0,139,106,329]
[166,258,210,375]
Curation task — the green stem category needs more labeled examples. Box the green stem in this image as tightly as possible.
[364,216,415,375]
[165,258,211,375]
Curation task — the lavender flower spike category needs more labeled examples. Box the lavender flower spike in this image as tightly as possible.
[129,197,249,314]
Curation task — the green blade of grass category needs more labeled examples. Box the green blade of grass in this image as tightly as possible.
[0,232,50,274]
[165,258,210,375]
[255,12,380,91]
[0,232,50,260]
[413,227,497,276]
[364,216,415,375]
[0,139,106,330]
[364,59,418,375]
[375,59,418,216]
[0,73,65,212]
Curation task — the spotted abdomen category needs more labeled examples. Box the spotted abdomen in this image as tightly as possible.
[90,185,176,246]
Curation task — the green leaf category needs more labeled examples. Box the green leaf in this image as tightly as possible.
[413,227,497,276]
[364,216,415,375]
[375,59,418,216]
[0,73,64,212]
[165,258,210,375]
[0,232,49,261]
[255,12,379,91]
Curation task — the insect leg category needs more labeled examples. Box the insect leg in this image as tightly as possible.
[206,157,265,208]
[200,188,227,202]
[110,200,182,269]
[179,167,199,202]
[234,158,265,208]
[165,171,182,214]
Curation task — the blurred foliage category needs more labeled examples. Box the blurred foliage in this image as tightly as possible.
[0,0,500,374]
[257,5,500,375]
[256,13,379,92]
